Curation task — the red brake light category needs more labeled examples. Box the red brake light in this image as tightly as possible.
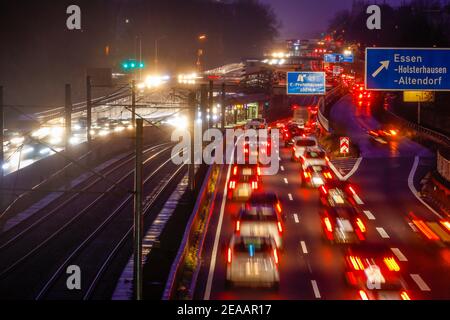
[359,290,369,300]
[276,203,282,213]
[349,256,364,270]
[233,166,238,175]
[412,219,440,240]
[400,291,411,300]
[356,218,366,233]
[236,220,240,232]
[320,185,327,195]
[277,221,283,233]
[440,220,450,232]
[227,248,232,264]
[384,257,400,271]
[257,167,261,176]
[273,248,279,264]
[324,217,333,232]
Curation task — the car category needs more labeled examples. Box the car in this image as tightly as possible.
[228,164,261,200]
[282,123,307,147]
[320,206,367,243]
[291,136,318,161]
[353,88,373,102]
[344,244,411,300]
[300,147,327,169]
[226,235,280,288]
[319,180,358,207]
[368,128,399,145]
[301,164,334,188]
[248,192,283,215]
[236,203,284,249]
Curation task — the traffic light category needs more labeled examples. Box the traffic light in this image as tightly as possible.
[121,59,145,71]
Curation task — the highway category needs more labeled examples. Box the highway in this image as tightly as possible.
[194,94,450,300]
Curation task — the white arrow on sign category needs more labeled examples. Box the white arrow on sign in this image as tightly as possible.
[371,60,390,78]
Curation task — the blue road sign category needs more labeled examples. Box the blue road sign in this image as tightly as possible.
[366,48,450,91]
[324,53,354,63]
[287,72,326,95]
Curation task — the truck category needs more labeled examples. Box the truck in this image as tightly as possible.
[291,104,318,129]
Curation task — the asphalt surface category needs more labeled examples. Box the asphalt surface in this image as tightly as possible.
[194,95,450,300]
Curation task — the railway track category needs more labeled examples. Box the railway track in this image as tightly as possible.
[37,163,186,300]
[0,142,173,249]
[0,143,184,299]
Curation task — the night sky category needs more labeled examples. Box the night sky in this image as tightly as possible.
[262,0,405,39]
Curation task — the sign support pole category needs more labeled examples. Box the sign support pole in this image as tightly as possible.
[133,118,144,300]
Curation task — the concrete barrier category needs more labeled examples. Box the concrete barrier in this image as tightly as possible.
[162,164,220,300]
[318,85,345,132]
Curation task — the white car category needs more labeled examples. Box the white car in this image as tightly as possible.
[235,205,284,249]
[292,136,318,161]
[226,235,280,288]
[300,147,327,169]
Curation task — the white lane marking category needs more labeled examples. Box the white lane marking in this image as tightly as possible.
[280,165,285,172]
[376,227,390,239]
[343,157,363,180]
[288,193,293,201]
[293,214,299,223]
[311,280,321,298]
[363,210,376,220]
[300,241,308,254]
[408,222,418,232]
[391,248,408,262]
[353,194,364,205]
[204,137,239,300]
[284,178,288,184]
[410,274,431,292]
[408,156,443,219]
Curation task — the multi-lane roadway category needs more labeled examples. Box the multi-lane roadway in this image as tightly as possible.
[194,94,449,300]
